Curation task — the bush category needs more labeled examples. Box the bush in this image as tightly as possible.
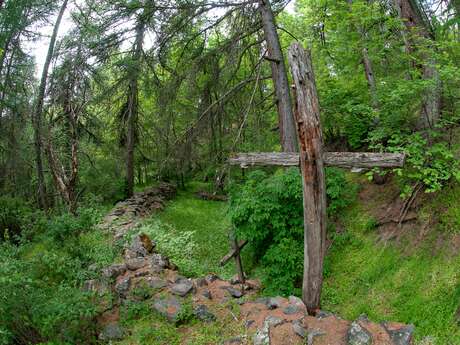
[0,206,116,345]
[0,196,33,243]
[229,168,356,296]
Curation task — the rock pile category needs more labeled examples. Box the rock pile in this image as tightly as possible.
[99,183,176,239]
[90,183,415,345]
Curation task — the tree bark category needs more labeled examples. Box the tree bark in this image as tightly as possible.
[362,47,379,110]
[258,0,297,152]
[288,42,326,314]
[126,20,145,197]
[228,152,405,168]
[32,0,68,209]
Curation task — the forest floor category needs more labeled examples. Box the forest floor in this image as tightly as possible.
[86,177,460,345]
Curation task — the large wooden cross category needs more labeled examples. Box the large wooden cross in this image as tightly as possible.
[228,42,405,315]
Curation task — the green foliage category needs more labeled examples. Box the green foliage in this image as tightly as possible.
[370,131,460,196]
[0,196,33,243]
[229,168,356,295]
[0,206,117,344]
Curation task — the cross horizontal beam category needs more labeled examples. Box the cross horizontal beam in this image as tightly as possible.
[229,152,405,169]
[220,239,248,266]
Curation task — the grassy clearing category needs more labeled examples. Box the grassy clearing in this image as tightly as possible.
[322,182,460,344]
[139,182,236,279]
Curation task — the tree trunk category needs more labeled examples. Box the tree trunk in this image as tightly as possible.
[126,20,145,197]
[393,0,441,129]
[362,47,379,110]
[258,0,297,152]
[32,0,68,209]
[288,42,326,314]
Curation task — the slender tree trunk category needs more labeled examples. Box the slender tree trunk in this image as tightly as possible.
[126,20,145,197]
[393,0,441,129]
[362,47,379,110]
[258,0,297,152]
[32,0,68,209]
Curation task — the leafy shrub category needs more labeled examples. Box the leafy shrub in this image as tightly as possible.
[0,196,33,243]
[369,131,460,196]
[0,206,115,345]
[134,220,199,276]
[229,167,356,295]
[0,243,98,345]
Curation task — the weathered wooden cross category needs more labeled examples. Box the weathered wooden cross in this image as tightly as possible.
[228,42,405,314]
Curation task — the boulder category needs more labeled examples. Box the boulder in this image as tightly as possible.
[292,320,307,338]
[221,286,243,298]
[147,277,167,289]
[347,321,373,345]
[101,264,126,279]
[385,324,414,345]
[283,304,302,315]
[253,316,284,345]
[126,258,147,271]
[151,253,171,272]
[170,280,194,297]
[115,277,131,297]
[193,304,217,322]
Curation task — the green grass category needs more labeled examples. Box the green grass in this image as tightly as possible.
[322,183,460,345]
[138,182,236,279]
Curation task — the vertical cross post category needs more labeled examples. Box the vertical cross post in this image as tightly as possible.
[288,42,326,314]
[231,232,246,285]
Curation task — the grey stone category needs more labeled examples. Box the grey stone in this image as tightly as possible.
[221,286,243,298]
[127,236,149,258]
[292,320,307,338]
[253,316,284,345]
[171,280,193,297]
[316,310,334,319]
[101,264,126,279]
[205,274,220,284]
[152,296,182,322]
[347,321,373,345]
[151,253,170,270]
[267,297,284,309]
[245,319,255,328]
[126,258,146,271]
[99,323,124,341]
[222,336,244,345]
[307,329,326,345]
[386,324,414,345]
[283,304,301,315]
[115,277,131,297]
[288,296,306,309]
[147,277,167,289]
[193,304,216,322]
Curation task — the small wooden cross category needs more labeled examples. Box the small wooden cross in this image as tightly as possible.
[220,232,248,285]
[229,42,405,315]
